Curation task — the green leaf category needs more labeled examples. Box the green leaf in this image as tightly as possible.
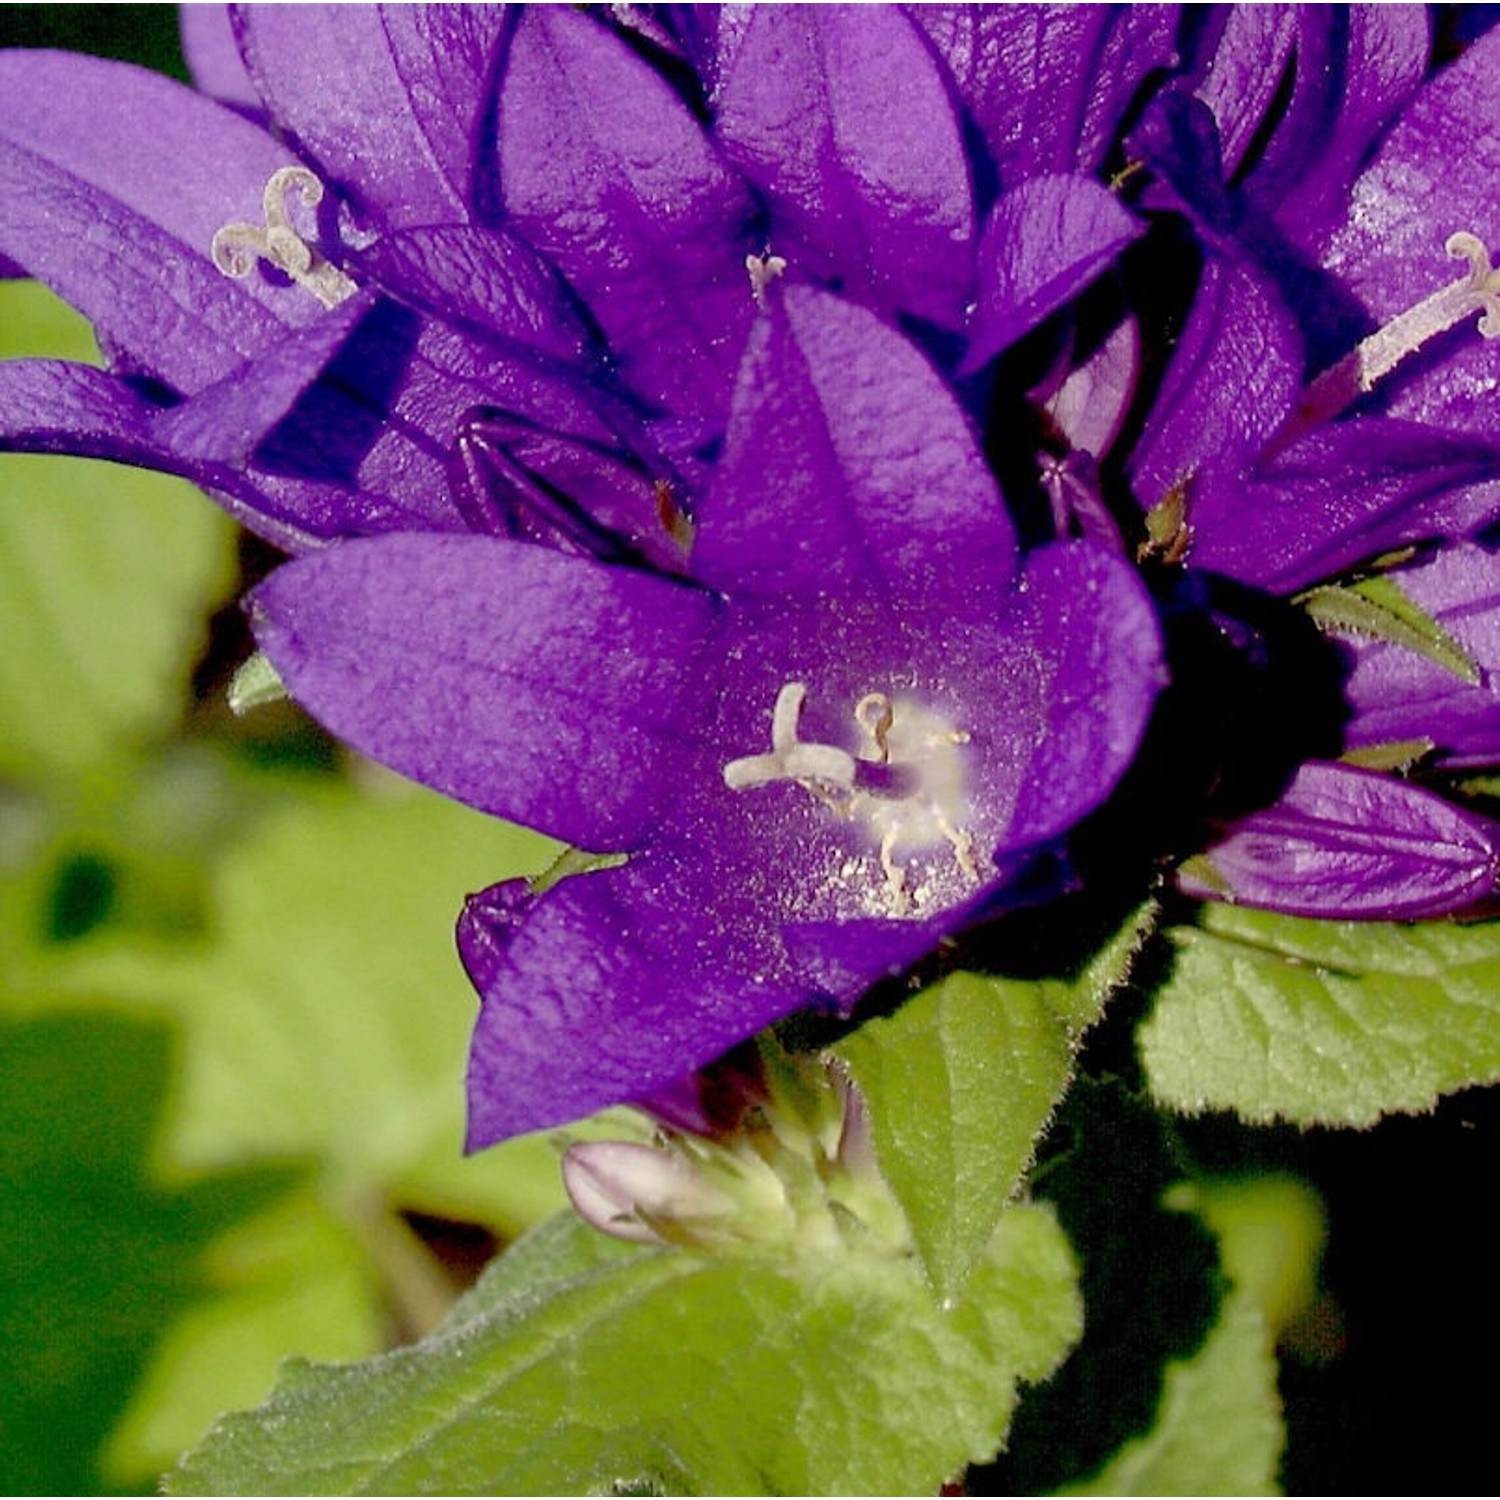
[0,1010,285,1495]
[1056,1174,1316,1497]
[101,1188,384,1489]
[43,780,563,1231]
[836,972,1073,1303]
[168,1203,1081,1496]
[1299,573,1479,683]
[0,285,235,779]
[990,1080,1222,1496]
[1056,1291,1282,1497]
[834,906,1152,1302]
[1141,905,1500,1125]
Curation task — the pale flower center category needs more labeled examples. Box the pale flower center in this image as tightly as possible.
[723,681,979,915]
[211,166,357,309]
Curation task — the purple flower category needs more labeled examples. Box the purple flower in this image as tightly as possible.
[1088,20,1500,919]
[249,286,1162,1146]
[0,8,1174,1143]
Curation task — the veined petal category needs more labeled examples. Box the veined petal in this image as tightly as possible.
[485,6,756,437]
[909,5,1181,184]
[180,5,263,114]
[711,5,975,329]
[0,50,319,391]
[1185,419,1500,593]
[231,3,506,228]
[965,173,1143,371]
[344,224,592,365]
[1321,26,1500,433]
[693,285,1016,607]
[1178,761,1499,920]
[462,857,813,1147]
[0,356,392,553]
[1128,248,1302,508]
[248,533,719,851]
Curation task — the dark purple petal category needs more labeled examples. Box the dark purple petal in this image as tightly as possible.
[1319,26,1500,433]
[965,174,1143,371]
[253,303,631,532]
[1178,761,1499,920]
[1184,419,1500,593]
[0,356,397,552]
[463,857,814,1147]
[1253,8,1430,243]
[180,5,262,113]
[344,225,592,365]
[1128,249,1302,508]
[711,6,975,329]
[232,4,506,229]
[1344,543,1500,768]
[449,410,687,572]
[998,541,1166,849]
[0,51,319,391]
[487,6,756,437]
[693,285,1016,607]
[909,5,1181,184]
[1188,6,1298,180]
[248,534,719,851]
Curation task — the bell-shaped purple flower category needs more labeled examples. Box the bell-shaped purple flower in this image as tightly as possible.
[249,285,1164,1146]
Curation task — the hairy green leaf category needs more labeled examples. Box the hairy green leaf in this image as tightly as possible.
[835,907,1151,1301]
[1056,1291,1281,1496]
[1142,905,1500,1125]
[168,1203,1080,1497]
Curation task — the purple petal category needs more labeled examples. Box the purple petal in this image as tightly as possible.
[711,6,975,329]
[1185,419,1500,593]
[343,225,591,365]
[998,541,1166,849]
[449,411,687,572]
[1320,26,1500,433]
[252,303,629,532]
[0,356,393,552]
[1178,761,1499,920]
[232,4,506,229]
[180,5,263,113]
[965,174,1143,371]
[0,51,320,392]
[1344,543,1500,769]
[248,534,718,851]
[1128,249,1302,508]
[909,5,1181,183]
[486,6,756,437]
[1188,6,1298,180]
[1039,316,1141,460]
[693,286,1016,607]
[463,857,813,1146]
[1253,8,1430,244]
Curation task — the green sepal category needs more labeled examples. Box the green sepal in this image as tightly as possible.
[1299,574,1478,683]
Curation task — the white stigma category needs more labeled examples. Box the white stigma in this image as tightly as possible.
[211,166,358,309]
[723,681,978,916]
[1292,230,1500,434]
[746,250,787,312]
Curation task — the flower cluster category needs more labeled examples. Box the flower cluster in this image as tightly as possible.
[3,7,1499,1153]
